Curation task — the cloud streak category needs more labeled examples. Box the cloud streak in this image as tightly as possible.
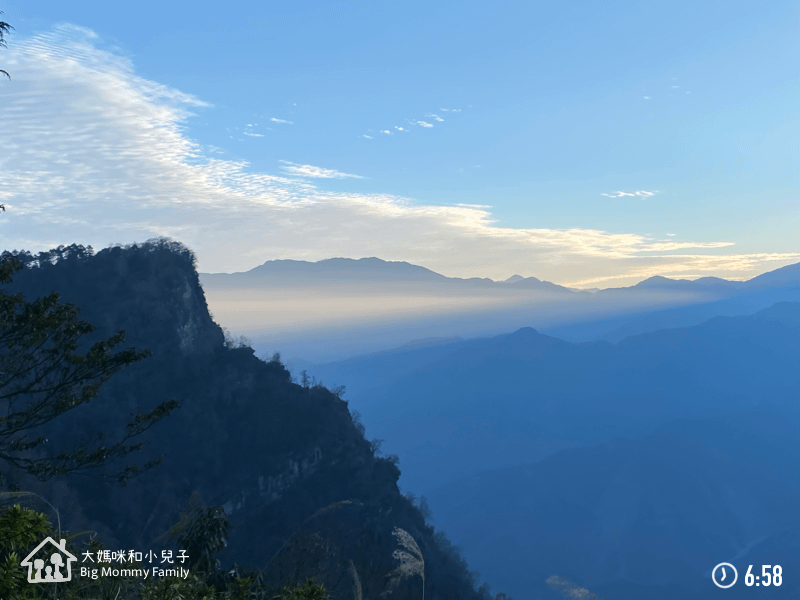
[279,161,364,179]
[1,26,796,288]
[601,190,658,199]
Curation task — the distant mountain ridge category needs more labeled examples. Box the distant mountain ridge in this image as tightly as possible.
[300,300,800,599]
[203,256,799,292]
[307,301,800,493]
[199,258,800,363]
[426,411,800,600]
[544,285,800,343]
[202,256,575,293]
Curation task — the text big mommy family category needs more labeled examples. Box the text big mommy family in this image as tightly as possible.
[81,566,191,580]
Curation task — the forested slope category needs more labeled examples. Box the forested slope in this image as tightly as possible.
[2,240,489,600]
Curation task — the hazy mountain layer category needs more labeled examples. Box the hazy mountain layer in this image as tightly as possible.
[425,412,800,600]
[543,285,800,343]
[308,303,800,494]
[199,258,799,363]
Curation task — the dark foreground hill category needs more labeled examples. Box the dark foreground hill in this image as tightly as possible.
[1,241,489,600]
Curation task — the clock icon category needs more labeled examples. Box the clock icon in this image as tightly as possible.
[712,563,738,589]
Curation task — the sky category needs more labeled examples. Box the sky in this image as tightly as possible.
[0,0,798,288]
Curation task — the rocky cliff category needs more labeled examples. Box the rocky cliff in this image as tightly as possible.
[2,240,487,600]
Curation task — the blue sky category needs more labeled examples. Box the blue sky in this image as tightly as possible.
[0,0,798,287]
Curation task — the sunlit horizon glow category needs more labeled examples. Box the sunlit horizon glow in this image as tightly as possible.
[1,2,798,289]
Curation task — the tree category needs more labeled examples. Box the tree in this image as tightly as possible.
[0,503,50,598]
[0,253,179,485]
[280,578,331,600]
[0,11,12,80]
[168,493,231,574]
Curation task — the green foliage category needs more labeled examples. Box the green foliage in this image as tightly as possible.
[168,495,230,575]
[0,504,50,549]
[0,503,52,599]
[220,575,253,600]
[0,253,179,484]
[0,497,262,600]
[137,570,218,600]
[280,578,331,600]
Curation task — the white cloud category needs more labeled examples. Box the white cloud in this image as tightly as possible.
[381,130,392,135]
[414,121,433,128]
[270,117,293,124]
[426,113,444,122]
[243,131,264,137]
[643,96,651,100]
[666,233,676,236]
[395,126,405,131]
[601,191,658,199]
[280,161,364,179]
[362,134,373,139]
[1,25,796,288]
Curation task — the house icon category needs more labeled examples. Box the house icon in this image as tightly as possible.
[20,537,77,583]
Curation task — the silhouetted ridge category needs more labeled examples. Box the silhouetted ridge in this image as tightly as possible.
[3,239,489,600]
[744,261,800,288]
[751,300,800,326]
[246,256,447,282]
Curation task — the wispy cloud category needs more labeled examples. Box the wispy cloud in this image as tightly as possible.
[2,26,796,288]
[440,108,461,112]
[666,233,676,236]
[367,108,457,139]
[279,160,364,179]
[270,117,293,124]
[601,190,658,198]
[243,131,264,137]
[362,134,373,139]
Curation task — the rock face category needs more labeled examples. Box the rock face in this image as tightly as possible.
[3,240,485,600]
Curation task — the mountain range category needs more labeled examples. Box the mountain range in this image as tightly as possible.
[301,301,800,599]
[304,302,800,489]
[5,244,798,600]
[425,411,800,600]
[199,258,799,363]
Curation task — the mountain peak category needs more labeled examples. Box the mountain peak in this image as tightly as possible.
[634,275,677,287]
[752,301,800,327]
[745,262,800,288]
